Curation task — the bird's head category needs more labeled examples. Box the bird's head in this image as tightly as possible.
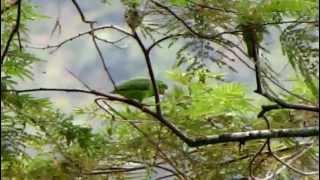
[124,2,143,30]
[157,81,168,94]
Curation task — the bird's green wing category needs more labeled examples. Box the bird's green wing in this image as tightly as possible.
[112,78,168,102]
[112,78,152,102]
[114,78,151,92]
[114,89,147,102]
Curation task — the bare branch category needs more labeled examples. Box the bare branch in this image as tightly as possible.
[258,95,319,118]
[249,140,268,177]
[262,20,319,26]
[94,35,128,49]
[82,166,147,175]
[65,68,92,90]
[132,31,163,116]
[156,174,177,180]
[16,30,23,50]
[71,0,96,24]
[71,0,117,89]
[90,25,117,89]
[189,127,318,147]
[147,34,184,53]
[25,25,133,52]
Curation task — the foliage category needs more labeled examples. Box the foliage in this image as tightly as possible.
[280,23,319,98]
[1,1,109,178]
[1,0,46,167]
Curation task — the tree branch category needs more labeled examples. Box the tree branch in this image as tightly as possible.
[25,25,133,53]
[10,87,191,144]
[267,134,318,176]
[71,0,117,89]
[258,95,319,118]
[71,0,96,24]
[132,31,163,116]
[89,25,117,89]
[95,98,186,179]
[1,0,22,66]
[82,166,147,175]
[150,0,241,39]
[9,88,319,147]
[189,127,318,147]
[147,34,184,53]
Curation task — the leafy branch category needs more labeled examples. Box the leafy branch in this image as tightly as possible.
[7,88,319,147]
[1,0,22,66]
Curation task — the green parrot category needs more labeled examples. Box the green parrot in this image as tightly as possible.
[112,78,168,102]
[124,4,143,30]
[240,23,264,59]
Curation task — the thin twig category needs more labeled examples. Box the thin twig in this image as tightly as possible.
[65,68,92,90]
[1,0,22,66]
[147,33,184,53]
[156,173,177,180]
[71,0,96,24]
[248,115,272,179]
[90,24,117,89]
[82,166,147,175]
[25,25,132,52]
[16,30,23,50]
[262,20,318,26]
[249,140,268,178]
[71,0,117,89]
[258,95,319,118]
[94,98,114,118]
[94,35,128,49]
